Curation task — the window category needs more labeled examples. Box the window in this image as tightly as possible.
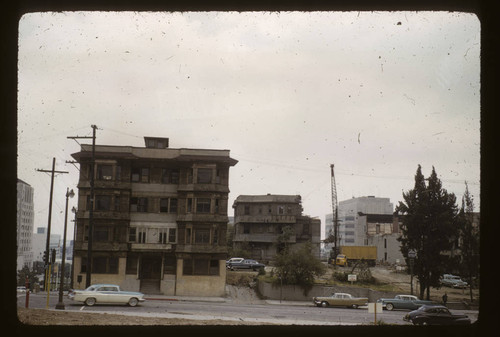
[213,228,219,244]
[187,198,193,213]
[126,256,138,274]
[278,206,285,215]
[384,238,387,248]
[97,165,113,180]
[302,223,310,235]
[197,168,212,183]
[183,258,193,275]
[160,198,178,213]
[210,260,219,275]
[116,166,122,181]
[183,259,219,276]
[94,226,109,242]
[244,205,250,215]
[194,259,209,275]
[168,228,176,243]
[129,228,136,242]
[161,169,180,184]
[130,197,148,212]
[215,169,221,183]
[243,224,250,234]
[187,169,193,184]
[95,195,111,211]
[169,198,178,213]
[114,196,121,212]
[93,257,118,274]
[160,198,169,212]
[185,228,192,244]
[138,229,146,243]
[163,256,176,274]
[215,199,220,213]
[131,167,149,183]
[196,198,211,213]
[195,229,210,244]
[158,229,167,244]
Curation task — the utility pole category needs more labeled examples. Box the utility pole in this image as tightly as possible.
[68,125,97,288]
[36,158,69,291]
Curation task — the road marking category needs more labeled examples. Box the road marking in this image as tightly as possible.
[79,306,85,311]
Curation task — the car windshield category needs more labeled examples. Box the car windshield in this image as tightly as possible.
[85,286,97,291]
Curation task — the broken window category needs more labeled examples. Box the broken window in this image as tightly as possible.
[97,164,113,180]
[130,197,148,212]
[131,167,149,183]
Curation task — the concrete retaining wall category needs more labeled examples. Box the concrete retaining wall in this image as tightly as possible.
[257,281,400,302]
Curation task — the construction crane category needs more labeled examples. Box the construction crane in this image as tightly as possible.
[330,164,340,264]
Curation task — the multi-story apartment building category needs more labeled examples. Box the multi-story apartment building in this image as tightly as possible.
[232,194,321,262]
[70,137,237,296]
[17,179,34,270]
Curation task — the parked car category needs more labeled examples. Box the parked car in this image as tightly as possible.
[440,274,468,289]
[228,259,265,271]
[68,284,145,307]
[226,257,244,269]
[313,292,368,309]
[17,286,27,293]
[403,305,471,325]
[377,294,436,311]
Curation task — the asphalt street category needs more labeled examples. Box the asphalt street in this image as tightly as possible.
[17,292,479,326]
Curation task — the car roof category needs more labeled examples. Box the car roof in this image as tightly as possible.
[90,284,120,287]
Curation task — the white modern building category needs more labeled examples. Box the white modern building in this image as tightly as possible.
[32,227,62,263]
[17,179,34,270]
[325,196,393,246]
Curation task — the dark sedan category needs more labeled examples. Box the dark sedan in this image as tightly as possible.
[403,305,471,325]
[228,259,265,271]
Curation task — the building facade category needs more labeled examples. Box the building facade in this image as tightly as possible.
[362,213,404,264]
[70,137,237,296]
[232,194,321,262]
[17,179,34,270]
[32,227,61,264]
[326,196,394,247]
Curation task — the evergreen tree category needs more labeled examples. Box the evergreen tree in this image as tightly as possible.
[396,165,458,300]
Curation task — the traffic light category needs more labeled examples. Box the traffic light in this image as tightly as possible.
[43,250,48,265]
[51,249,56,264]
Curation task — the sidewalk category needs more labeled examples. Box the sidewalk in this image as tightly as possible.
[144,293,312,306]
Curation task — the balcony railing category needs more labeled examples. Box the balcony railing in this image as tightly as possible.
[233,233,296,243]
[235,215,296,224]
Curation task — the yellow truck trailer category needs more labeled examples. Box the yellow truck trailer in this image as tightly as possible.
[339,246,377,266]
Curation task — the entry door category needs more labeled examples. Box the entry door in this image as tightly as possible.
[140,256,162,279]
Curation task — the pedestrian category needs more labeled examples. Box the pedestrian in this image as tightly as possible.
[442,292,448,306]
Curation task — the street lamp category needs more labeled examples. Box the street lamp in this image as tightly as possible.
[70,206,77,289]
[55,188,74,310]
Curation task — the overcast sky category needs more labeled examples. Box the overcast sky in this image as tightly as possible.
[17,11,480,240]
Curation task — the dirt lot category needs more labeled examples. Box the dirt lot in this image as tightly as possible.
[16,307,273,326]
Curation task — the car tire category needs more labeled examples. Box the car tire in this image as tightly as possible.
[386,303,394,311]
[352,304,358,309]
[128,298,139,307]
[321,301,329,308]
[85,297,96,306]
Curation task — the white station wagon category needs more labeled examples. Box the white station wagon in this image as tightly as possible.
[68,284,146,307]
